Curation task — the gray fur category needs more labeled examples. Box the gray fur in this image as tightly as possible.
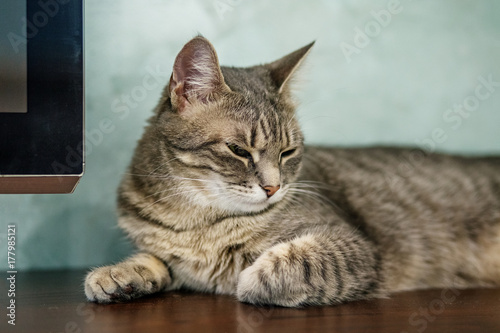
[84,36,500,307]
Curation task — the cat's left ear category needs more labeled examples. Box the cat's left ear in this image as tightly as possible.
[267,41,315,93]
[167,36,231,114]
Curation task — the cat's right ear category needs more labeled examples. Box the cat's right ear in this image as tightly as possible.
[167,36,231,114]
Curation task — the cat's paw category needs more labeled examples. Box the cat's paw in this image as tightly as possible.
[237,232,382,307]
[237,236,324,307]
[84,253,171,303]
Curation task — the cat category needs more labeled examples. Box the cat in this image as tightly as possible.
[84,35,500,307]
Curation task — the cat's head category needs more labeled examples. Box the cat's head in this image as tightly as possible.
[146,36,313,214]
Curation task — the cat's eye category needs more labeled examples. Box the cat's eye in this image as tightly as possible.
[280,148,297,161]
[227,143,252,159]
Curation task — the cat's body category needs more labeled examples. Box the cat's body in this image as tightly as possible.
[85,36,500,307]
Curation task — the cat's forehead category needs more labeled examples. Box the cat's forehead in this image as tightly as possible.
[211,101,299,152]
[221,66,274,95]
[194,65,301,150]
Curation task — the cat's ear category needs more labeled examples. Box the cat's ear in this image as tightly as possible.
[267,41,315,93]
[167,36,230,113]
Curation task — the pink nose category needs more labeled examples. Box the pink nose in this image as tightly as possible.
[262,185,280,198]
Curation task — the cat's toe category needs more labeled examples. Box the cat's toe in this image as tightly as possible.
[85,267,122,303]
[236,264,266,305]
[84,265,151,303]
[237,244,310,307]
[84,253,171,303]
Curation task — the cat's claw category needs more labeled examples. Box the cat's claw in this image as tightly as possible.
[84,253,170,303]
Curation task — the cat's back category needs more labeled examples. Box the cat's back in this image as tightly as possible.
[300,145,500,225]
[301,145,500,196]
[299,146,500,289]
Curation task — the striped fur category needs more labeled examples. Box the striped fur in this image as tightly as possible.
[85,36,500,307]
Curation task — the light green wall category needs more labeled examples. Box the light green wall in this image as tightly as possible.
[1,0,499,271]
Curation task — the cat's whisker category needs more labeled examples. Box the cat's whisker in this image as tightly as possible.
[283,195,330,224]
[141,179,254,213]
[287,188,336,210]
[139,188,210,214]
[169,175,221,184]
[141,182,215,205]
[143,186,204,200]
[291,181,338,192]
[288,185,354,223]
[144,188,203,202]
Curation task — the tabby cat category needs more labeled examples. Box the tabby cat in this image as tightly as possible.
[84,36,500,307]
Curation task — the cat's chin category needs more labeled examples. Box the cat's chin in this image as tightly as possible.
[227,201,271,214]
[219,193,286,215]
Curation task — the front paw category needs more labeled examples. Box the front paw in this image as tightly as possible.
[237,232,382,307]
[84,253,170,303]
[237,238,320,307]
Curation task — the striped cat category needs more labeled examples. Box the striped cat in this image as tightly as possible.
[84,36,500,307]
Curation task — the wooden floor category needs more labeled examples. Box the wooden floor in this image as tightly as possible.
[2,270,500,333]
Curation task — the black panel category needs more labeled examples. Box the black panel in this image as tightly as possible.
[0,0,83,175]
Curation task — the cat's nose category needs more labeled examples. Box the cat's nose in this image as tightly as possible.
[262,185,280,198]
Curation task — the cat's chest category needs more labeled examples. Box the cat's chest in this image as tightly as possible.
[120,214,270,291]
[167,243,254,293]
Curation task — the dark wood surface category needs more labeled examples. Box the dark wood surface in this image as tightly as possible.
[1,270,500,333]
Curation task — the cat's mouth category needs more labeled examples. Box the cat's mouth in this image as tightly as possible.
[225,187,287,214]
[203,181,287,214]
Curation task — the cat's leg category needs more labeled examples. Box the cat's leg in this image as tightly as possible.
[237,229,383,307]
[84,252,171,303]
